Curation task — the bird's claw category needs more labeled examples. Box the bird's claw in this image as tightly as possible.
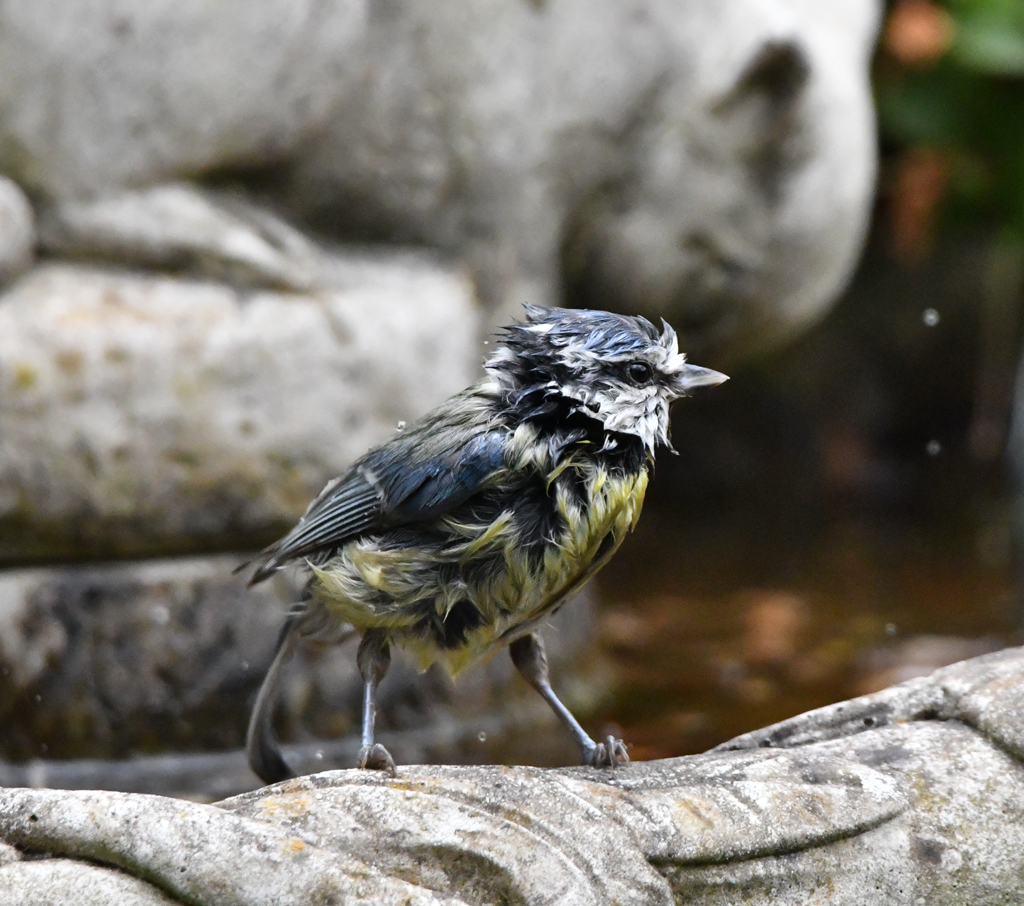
[583,735,629,768]
[357,743,397,777]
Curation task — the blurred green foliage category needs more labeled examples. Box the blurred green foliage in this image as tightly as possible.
[878,0,1024,231]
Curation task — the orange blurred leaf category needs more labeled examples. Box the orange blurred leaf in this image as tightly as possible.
[890,147,949,261]
[884,0,956,66]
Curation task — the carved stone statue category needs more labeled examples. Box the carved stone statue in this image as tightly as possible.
[0,0,879,356]
[0,0,881,565]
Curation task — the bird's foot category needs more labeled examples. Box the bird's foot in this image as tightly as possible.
[583,735,629,768]
[357,743,397,777]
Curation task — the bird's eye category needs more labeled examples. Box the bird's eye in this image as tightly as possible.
[627,362,654,384]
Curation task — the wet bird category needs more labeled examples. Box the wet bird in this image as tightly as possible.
[240,305,727,782]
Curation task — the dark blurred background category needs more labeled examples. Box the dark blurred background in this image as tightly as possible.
[595,0,1024,760]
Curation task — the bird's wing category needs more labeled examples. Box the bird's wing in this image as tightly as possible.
[369,429,509,523]
[241,427,508,585]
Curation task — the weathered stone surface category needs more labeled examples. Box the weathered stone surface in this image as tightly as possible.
[3,647,1024,905]
[2,860,180,906]
[0,255,479,561]
[0,556,594,779]
[0,176,33,283]
[0,1,367,197]
[0,787,460,906]
[0,1,880,356]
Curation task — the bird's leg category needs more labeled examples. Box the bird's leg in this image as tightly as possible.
[355,629,397,776]
[509,632,628,768]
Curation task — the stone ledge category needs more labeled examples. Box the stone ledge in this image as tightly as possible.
[0,255,479,562]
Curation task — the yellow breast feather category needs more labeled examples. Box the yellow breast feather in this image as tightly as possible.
[309,453,649,676]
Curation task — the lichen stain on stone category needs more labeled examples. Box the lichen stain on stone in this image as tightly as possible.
[171,374,200,402]
[167,449,202,470]
[103,346,131,364]
[262,458,326,516]
[49,290,160,329]
[94,287,163,325]
[54,349,84,375]
[258,794,313,820]
[674,797,717,829]
[11,363,38,390]
[275,476,320,515]
[386,778,451,801]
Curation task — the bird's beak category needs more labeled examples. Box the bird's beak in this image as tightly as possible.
[676,363,729,395]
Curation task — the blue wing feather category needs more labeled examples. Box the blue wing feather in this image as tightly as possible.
[380,431,508,522]
[242,426,508,584]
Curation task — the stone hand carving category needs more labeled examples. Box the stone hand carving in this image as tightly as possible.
[2,646,1024,905]
[0,177,34,284]
[39,185,323,292]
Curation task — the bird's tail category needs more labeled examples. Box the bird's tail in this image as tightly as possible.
[247,606,304,785]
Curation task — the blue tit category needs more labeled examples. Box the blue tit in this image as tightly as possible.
[240,305,727,782]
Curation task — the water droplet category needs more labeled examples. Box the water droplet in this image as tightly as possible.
[923,308,940,327]
[885,622,898,636]
[926,439,941,456]
[477,731,487,743]
[315,750,324,761]
[240,661,249,671]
